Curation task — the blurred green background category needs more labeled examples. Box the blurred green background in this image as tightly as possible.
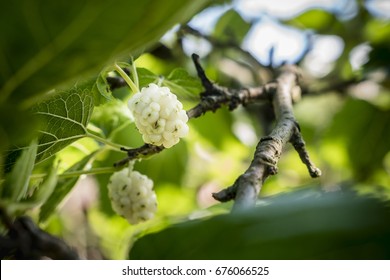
[1,0,389,259]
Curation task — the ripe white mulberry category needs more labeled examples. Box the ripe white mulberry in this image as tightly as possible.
[108,167,157,224]
[128,83,189,148]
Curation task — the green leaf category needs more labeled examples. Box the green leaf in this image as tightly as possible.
[213,9,251,43]
[32,84,94,164]
[134,67,202,106]
[2,140,38,201]
[7,164,59,214]
[0,0,210,166]
[39,151,98,222]
[286,9,337,31]
[138,68,160,89]
[94,72,114,106]
[0,0,211,107]
[164,68,202,102]
[28,165,59,207]
[325,99,390,181]
[90,99,133,138]
[137,66,203,102]
[364,19,390,45]
[129,190,390,259]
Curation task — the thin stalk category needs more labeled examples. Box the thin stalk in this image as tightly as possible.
[114,63,139,93]
[130,57,139,90]
[86,132,125,151]
[30,166,120,180]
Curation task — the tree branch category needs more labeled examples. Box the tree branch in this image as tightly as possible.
[0,209,78,259]
[213,65,321,210]
[114,144,164,167]
[114,55,321,211]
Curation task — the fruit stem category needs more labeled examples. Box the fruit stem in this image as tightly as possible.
[157,76,164,87]
[86,131,127,151]
[130,57,139,90]
[114,63,139,93]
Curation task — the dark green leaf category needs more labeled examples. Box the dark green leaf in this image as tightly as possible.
[326,99,390,181]
[365,43,390,75]
[0,0,210,166]
[0,0,211,107]
[129,190,390,259]
[39,151,98,222]
[213,9,251,43]
[0,105,40,153]
[2,140,38,201]
[32,84,94,164]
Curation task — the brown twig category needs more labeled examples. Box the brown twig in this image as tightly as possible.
[213,65,321,211]
[0,210,78,259]
[290,130,322,178]
[114,144,164,167]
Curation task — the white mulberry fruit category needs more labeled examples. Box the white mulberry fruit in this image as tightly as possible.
[108,167,157,224]
[128,83,189,148]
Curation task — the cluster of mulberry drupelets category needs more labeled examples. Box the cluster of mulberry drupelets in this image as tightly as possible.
[108,166,157,224]
[108,78,189,224]
[128,83,189,148]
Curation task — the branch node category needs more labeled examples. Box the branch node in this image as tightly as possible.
[290,130,322,178]
[114,144,164,167]
[267,165,278,175]
[212,185,237,202]
[260,136,276,143]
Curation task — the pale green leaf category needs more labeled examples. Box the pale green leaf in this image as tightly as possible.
[129,67,202,104]
[1,140,38,202]
[163,68,202,103]
[94,72,113,106]
[39,151,98,222]
[93,66,159,106]
[27,165,59,207]
[32,85,94,164]
[90,99,133,138]
[7,164,58,214]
